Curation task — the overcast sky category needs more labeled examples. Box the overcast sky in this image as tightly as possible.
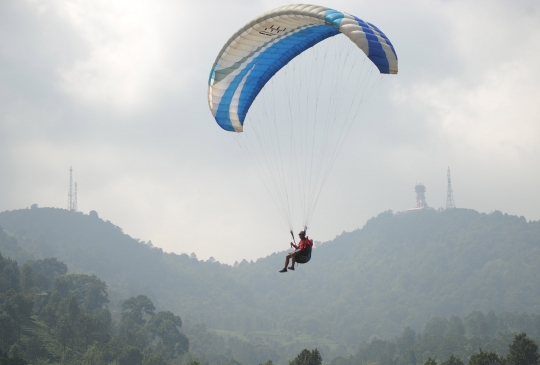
[1,0,539,264]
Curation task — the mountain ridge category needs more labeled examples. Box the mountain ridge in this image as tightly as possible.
[1,206,539,351]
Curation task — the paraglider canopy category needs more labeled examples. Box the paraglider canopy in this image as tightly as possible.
[207,4,398,233]
[208,4,398,132]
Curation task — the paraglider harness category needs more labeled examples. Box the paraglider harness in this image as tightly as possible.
[290,229,312,266]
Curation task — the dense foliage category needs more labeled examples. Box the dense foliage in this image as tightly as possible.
[329,319,540,365]
[1,206,540,364]
[0,249,189,364]
[236,208,540,348]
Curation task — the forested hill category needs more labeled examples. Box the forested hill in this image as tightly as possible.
[0,207,248,322]
[1,206,539,351]
[235,209,540,347]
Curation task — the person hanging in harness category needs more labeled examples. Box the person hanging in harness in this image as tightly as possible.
[279,230,313,273]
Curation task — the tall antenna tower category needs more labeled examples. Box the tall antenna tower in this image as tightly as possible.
[446,167,455,209]
[67,166,77,212]
[415,184,428,208]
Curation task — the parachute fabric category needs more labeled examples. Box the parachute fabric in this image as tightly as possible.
[207,4,398,232]
[208,4,397,132]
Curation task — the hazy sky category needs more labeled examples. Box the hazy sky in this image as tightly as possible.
[1,0,539,264]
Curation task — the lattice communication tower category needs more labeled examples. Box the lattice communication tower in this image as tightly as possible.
[68,166,77,212]
[446,167,455,209]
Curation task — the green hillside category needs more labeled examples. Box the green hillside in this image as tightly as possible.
[0,207,249,322]
[231,208,540,346]
[0,247,191,365]
[1,206,540,355]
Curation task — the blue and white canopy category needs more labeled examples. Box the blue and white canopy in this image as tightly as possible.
[208,4,398,132]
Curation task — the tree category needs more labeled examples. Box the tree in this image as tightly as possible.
[147,311,189,360]
[468,348,504,365]
[0,291,34,342]
[79,309,112,349]
[59,348,78,365]
[119,346,143,365]
[102,336,123,364]
[399,350,417,365]
[68,296,81,320]
[94,308,112,340]
[0,254,20,293]
[65,296,81,349]
[0,312,16,353]
[507,333,539,365]
[401,327,416,351]
[0,352,29,365]
[84,282,109,312]
[290,349,322,365]
[34,273,48,292]
[143,353,168,365]
[424,358,437,365]
[121,295,155,327]
[441,355,464,365]
[79,314,96,350]
[81,343,105,365]
[8,344,24,361]
[28,258,67,291]
[120,296,156,350]
[54,274,109,313]
[357,339,396,365]
[446,315,465,337]
[19,264,34,294]
[464,312,490,338]
[424,317,449,338]
[39,304,57,332]
[185,323,213,356]
[56,315,73,352]
[23,336,45,364]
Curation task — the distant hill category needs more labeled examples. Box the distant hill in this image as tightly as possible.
[231,208,540,348]
[0,207,251,323]
[1,206,539,354]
